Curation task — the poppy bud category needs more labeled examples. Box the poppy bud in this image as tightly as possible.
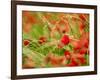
[23,40,30,46]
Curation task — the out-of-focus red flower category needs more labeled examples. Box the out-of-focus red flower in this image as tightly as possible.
[64,50,71,60]
[80,32,89,48]
[74,45,81,51]
[50,58,58,65]
[58,56,66,64]
[23,40,30,46]
[58,35,70,49]
[71,32,89,51]
[79,14,86,21]
[84,40,89,48]
[67,58,79,67]
[61,35,70,45]
[23,23,32,33]
[26,15,36,24]
[77,57,86,65]
[47,53,59,66]
[71,40,81,51]
[50,56,66,66]
[79,48,87,54]
[38,36,47,44]
[23,11,37,24]
[79,22,85,30]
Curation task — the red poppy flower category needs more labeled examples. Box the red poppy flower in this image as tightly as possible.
[79,48,87,54]
[26,15,36,24]
[23,40,30,46]
[64,50,71,60]
[77,57,86,65]
[84,40,89,48]
[38,37,47,44]
[61,35,70,45]
[67,58,79,67]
